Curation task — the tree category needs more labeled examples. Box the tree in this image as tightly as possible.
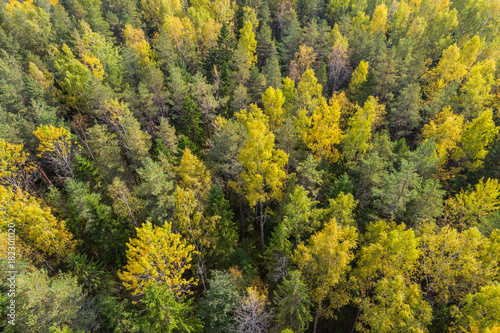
[390,83,422,139]
[2,0,51,57]
[74,20,123,90]
[455,109,499,172]
[234,287,273,333]
[53,44,105,112]
[444,178,500,229]
[33,125,74,179]
[328,24,352,92]
[274,271,313,333]
[421,107,464,165]
[108,177,143,227]
[282,186,319,243]
[118,221,197,297]
[231,19,257,84]
[454,283,500,332]
[262,86,286,130]
[0,185,75,265]
[372,160,422,219]
[205,186,238,265]
[103,99,152,167]
[176,148,212,203]
[289,45,317,82]
[199,269,243,333]
[420,223,493,305]
[0,260,94,333]
[237,104,288,251]
[347,60,369,100]
[0,138,35,192]
[139,283,203,333]
[357,275,432,333]
[297,93,344,163]
[86,124,127,182]
[135,155,176,224]
[342,96,385,163]
[294,219,357,333]
[353,221,421,292]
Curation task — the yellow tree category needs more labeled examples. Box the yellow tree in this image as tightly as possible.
[294,219,357,333]
[424,43,468,104]
[370,4,388,36]
[0,139,34,192]
[353,221,421,293]
[289,45,317,82]
[124,24,156,68]
[118,221,197,297]
[74,20,123,89]
[296,70,323,114]
[420,223,494,306]
[174,150,213,289]
[347,60,369,98]
[421,106,464,166]
[444,178,500,229]
[454,109,499,172]
[0,185,75,264]
[454,283,500,332]
[352,221,428,333]
[262,86,286,130]
[342,96,385,163]
[175,148,212,203]
[357,275,432,333]
[33,125,74,179]
[297,93,344,163]
[159,15,197,66]
[237,104,288,251]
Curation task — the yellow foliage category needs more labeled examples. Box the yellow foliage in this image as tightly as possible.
[370,4,388,35]
[262,86,286,130]
[82,53,105,81]
[0,185,75,264]
[124,24,155,67]
[445,178,500,228]
[294,218,357,318]
[342,96,385,163]
[33,126,74,178]
[298,94,344,163]
[118,221,197,296]
[0,139,34,190]
[420,223,490,305]
[421,107,464,163]
[28,62,53,90]
[33,125,71,156]
[237,105,288,207]
[348,60,369,97]
[175,148,212,202]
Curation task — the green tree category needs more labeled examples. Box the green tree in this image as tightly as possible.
[139,283,203,333]
[274,271,313,333]
[199,269,243,333]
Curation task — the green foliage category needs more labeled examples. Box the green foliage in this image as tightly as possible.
[2,0,500,331]
[139,284,203,333]
[274,271,313,333]
[199,270,243,332]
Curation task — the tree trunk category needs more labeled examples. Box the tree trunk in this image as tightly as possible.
[238,192,244,239]
[259,201,265,252]
[313,311,320,333]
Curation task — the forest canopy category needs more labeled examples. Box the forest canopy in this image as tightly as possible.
[1,0,500,332]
